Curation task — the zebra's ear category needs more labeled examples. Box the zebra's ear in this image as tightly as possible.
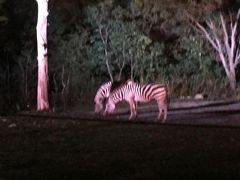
[126,79,134,85]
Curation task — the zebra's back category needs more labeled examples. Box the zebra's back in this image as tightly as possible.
[124,82,167,103]
[107,81,168,121]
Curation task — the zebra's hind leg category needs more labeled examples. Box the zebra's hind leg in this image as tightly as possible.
[162,104,167,122]
[156,101,167,122]
[157,103,165,122]
[157,109,163,121]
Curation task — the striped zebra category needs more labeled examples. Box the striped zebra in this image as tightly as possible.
[104,80,168,122]
[94,80,132,114]
[94,81,112,114]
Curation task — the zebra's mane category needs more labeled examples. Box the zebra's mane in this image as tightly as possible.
[110,80,126,93]
[110,79,135,93]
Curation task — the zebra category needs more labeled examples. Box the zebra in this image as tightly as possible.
[94,80,129,114]
[94,81,112,114]
[104,80,168,122]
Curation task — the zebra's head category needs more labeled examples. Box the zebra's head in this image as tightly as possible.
[94,81,112,114]
[94,91,111,114]
[94,96,104,114]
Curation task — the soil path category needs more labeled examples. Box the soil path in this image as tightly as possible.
[1,100,240,179]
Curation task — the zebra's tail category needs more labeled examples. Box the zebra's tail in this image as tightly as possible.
[165,84,170,110]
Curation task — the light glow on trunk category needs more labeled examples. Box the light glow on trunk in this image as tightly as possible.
[36,0,49,110]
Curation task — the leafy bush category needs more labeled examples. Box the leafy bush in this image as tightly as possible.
[164,33,227,99]
[48,27,94,109]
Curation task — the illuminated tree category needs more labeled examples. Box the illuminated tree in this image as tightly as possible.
[191,10,240,90]
[36,0,49,110]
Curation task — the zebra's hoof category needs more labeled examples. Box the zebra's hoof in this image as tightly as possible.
[128,116,137,121]
[161,118,167,123]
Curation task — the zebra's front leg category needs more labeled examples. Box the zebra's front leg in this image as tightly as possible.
[129,107,136,120]
[132,100,138,119]
[129,107,137,120]
[129,112,134,120]
[128,99,137,120]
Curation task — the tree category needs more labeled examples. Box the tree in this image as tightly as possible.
[190,9,240,90]
[85,4,114,82]
[36,0,49,110]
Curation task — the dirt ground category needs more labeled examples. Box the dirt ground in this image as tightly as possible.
[1,101,240,180]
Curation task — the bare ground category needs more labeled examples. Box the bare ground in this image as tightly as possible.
[1,100,240,180]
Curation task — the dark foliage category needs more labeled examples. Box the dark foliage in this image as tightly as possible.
[0,0,240,113]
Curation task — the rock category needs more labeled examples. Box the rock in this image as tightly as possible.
[1,118,7,123]
[194,94,204,100]
[8,123,17,128]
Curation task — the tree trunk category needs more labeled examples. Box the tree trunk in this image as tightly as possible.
[36,0,49,110]
[227,70,236,91]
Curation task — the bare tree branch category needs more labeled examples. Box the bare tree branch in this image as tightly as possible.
[189,9,240,90]
[220,14,231,55]
[194,20,219,51]
[98,25,113,82]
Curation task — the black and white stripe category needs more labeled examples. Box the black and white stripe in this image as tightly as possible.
[94,81,112,113]
[105,80,168,122]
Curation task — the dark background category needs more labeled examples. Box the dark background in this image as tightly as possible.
[1,0,240,114]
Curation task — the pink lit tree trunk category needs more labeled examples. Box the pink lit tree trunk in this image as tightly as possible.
[36,0,49,110]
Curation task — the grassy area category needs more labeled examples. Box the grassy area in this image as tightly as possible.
[0,116,240,180]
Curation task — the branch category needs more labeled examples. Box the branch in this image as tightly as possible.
[220,13,231,55]
[193,18,219,51]
[189,13,230,76]
[98,25,113,81]
[206,19,223,54]
[233,9,240,66]
[235,48,240,66]
[118,42,126,80]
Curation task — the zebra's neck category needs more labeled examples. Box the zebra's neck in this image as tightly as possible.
[112,87,125,104]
